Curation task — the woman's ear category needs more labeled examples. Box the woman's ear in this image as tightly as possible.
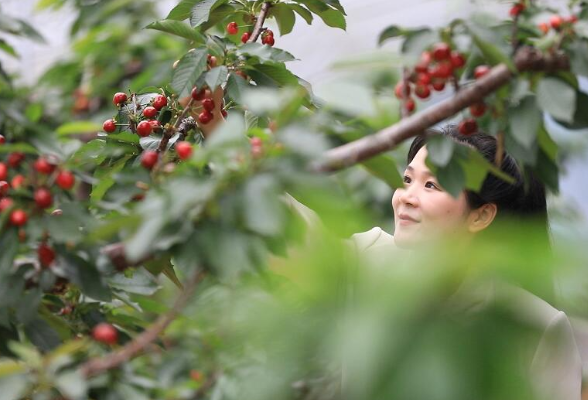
[467,203,498,233]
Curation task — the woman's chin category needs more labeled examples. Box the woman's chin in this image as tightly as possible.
[392,226,421,249]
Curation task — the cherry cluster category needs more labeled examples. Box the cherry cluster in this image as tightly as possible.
[538,14,579,34]
[394,42,466,113]
[0,139,77,267]
[226,21,275,46]
[102,92,167,138]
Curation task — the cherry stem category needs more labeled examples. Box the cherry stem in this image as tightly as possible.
[247,2,272,43]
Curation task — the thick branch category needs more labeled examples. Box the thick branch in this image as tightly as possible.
[80,268,205,378]
[247,2,272,43]
[311,47,569,173]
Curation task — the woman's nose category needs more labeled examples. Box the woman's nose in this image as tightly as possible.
[399,185,419,207]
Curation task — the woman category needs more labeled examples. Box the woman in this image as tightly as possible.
[353,124,582,400]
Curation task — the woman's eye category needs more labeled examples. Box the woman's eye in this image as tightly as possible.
[425,181,439,190]
[403,175,412,184]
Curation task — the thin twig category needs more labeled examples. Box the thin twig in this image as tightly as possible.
[80,268,206,378]
[157,100,196,153]
[247,2,272,43]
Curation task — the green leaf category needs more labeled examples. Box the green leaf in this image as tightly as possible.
[190,0,227,27]
[0,374,28,400]
[434,158,466,198]
[536,77,576,123]
[108,268,160,296]
[427,135,455,167]
[145,20,205,43]
[508,95,542,149]
[62,253,111,301]
[0,143,38,154]
[0,230,19,275]
[314,80,374,117]
[24,318,61,352]
[569,39,588,77]
[295,0,345,29]
[171,48,209,97]
[0,39,17,58]
[226,73,250,103]
[249,63,299,87]
[470,31,515,70]
[271,3,296,36]
[378,25,406,46]
[91,155,132,203]
[290,4,313,24]
[204,65,228,90]
[401,29,438,56]
[243,175,285,236]
[237,43,296,63]
[361,155,404,189]
[166,0,202,20]
[56,121,101,136]
[25,103,43,122]
[55,370,87,400]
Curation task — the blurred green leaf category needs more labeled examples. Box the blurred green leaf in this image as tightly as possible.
[508,95,542,149]
[56,121,101,136]
[536,77,576,123]
[146,20,205,42]
[271,4,296,36]
[0,375,28,400]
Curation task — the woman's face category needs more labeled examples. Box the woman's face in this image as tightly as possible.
[392,146,470,248]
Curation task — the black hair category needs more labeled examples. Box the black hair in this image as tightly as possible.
[407,124,548,229]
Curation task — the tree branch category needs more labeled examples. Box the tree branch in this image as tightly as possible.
[311,47,569,173]
[80,268,206,378]
[247,2,272,43]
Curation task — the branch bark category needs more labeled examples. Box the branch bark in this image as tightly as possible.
[80,268,206,378]
[311,47,569,173]
[247,2,272,43]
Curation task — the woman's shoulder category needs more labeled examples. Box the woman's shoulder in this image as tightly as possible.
[351,227,395,252]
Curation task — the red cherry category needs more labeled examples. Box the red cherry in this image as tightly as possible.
[432,43,451,61]
[9,209,27,226]
[404,97,416,113]
[113,92,128,106]
[0,163,6,180]
[152,95,168,110]
[0,181,8,196]
[509,3,525,18]
[191,87,209,101]
[430,62,453,79]
[416,73,431,85]
[34,188,53,209]
[432,80,446,91]
[208,55,217,68]
[175,141,193,160]
[11,175,24,189]
[0,134,5,144]
[235,70,248,80]
[137,121,153,137]
[550,15,563,30]
[241,32,251,43]
[474,65,491,79]
[103,119,117,133]
[56,170,75,190]
[262,35,275,46]
[469,102,486,117]
[264,29,274,38]
[566,15,579,24]
[149,120,162,131]
[227,21,239,35]
[538,22,550,34]
[250,137,263,158]
[0,197,13,212]
[143,106,158,119]
[7,152,25,168]
[92,323,118,345]
[201,98,215,112]
[33,157,55,175]
[450,52,466,68]
[414,84,431,99]
[38,243,56,268]
[394,82,411,99]
[198,110,213,124]
[458,118,478,135]
[141,151,159,170]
